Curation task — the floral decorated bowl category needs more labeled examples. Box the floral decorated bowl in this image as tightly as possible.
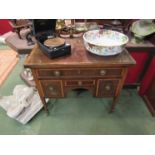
[83,29,129,56]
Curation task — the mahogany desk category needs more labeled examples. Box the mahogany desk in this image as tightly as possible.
[24,38,136,114]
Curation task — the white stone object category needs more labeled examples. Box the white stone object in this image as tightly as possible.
[0,85,47,124]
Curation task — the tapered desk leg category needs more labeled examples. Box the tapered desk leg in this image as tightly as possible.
[109,96,119,113]
[40,97,49,115]
[31,69,49,115]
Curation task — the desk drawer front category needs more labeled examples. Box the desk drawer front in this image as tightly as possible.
[40,80,64,98]
[65,80,95,87]
[96,79,119,97]
[37,68,122,78]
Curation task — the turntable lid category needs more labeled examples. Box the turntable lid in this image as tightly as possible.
[32,19,56,35]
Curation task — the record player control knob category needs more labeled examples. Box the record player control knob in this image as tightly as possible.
[54,71,60,76]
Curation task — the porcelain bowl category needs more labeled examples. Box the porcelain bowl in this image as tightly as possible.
[83,29,129,56]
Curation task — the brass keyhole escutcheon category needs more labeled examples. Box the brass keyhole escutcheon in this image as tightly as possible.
[78,70,81,75]
[78,81,82,86]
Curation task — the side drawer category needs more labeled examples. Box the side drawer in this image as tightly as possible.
[96,79,119,97]
[40,80,64,98]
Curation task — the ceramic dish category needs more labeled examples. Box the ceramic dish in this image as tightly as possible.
[75,22,87,32]
[73,32,83,38]
[75,22,99,32]
[83,29,129,56]
[60,33,70,38]
[131,19,155,37]
[59,28,71,38]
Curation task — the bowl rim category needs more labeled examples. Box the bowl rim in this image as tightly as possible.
[83,29,129,47]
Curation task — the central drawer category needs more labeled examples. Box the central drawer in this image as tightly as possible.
[65,79,95,87]
[37,68,123,78]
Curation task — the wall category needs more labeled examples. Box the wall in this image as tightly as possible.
[0,19,12,35]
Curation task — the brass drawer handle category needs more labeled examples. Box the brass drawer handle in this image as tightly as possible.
[54,71,60,76]
[49,86,57,95]
[49,86,54,91]
[78,81,82,86]
[105,85,111,91]
[100,70,106,76]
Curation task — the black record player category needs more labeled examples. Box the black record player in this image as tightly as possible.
[32,19,71,59]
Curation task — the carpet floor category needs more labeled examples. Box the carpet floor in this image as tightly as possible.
[0,49,19,86]
[0,58,155,135]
